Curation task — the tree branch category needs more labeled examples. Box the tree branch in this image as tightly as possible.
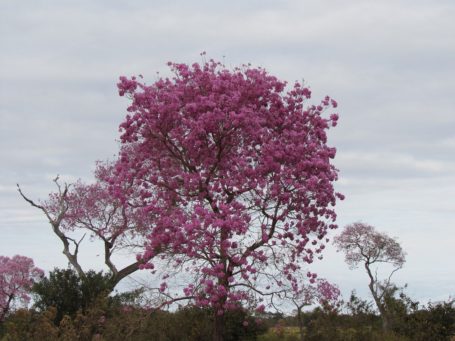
[17,182,87,279]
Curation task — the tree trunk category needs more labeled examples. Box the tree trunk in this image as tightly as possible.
[213,312,225,341]
[382,313,390,332]
[379,308,390,332]
[297,307,305,341]
[365,261,390,332]
[370,290,390,332]
[0,294,14,322]
[213,216,229,341]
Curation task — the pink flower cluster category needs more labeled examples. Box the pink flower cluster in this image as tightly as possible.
[42,161,152,249]
[0,255,43,321]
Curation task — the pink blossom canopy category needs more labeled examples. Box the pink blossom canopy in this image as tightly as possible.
[0,255,43,320]
[112,59,342,312]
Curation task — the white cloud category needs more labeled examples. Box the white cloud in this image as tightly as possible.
[337,151,455,177]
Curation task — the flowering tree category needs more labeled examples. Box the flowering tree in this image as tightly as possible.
[0,255,43,321]
[17,161,154,291]
[113,58,342,340]
[333,222,406,331]
[287,278,340,341]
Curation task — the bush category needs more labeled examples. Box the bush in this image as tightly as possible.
[32,268,114,325]
[0,308,58,341]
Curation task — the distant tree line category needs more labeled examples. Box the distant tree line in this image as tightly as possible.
[1,267,454,340]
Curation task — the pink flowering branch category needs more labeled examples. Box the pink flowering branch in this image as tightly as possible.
[17,177,86,279]
[18,164,158,290]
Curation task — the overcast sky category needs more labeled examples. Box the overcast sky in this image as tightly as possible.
[1,0,454,305]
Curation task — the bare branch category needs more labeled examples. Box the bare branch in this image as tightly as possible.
[17,182,86,279]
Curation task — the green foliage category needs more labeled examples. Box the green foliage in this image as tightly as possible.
[393,301,455,341]
[346,290,375,316]
[32,268,80,324]
[117,306,265,341]
[32,268,113,324]
[257,325,300,341]
[0,308,59,341]
[1,303,265,341]
[279,289,455,341]
[2,281,454,341]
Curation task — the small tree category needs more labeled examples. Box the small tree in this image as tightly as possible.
[0,255,43,321]
[31,268,119,324]
[288,278,340,341]
[333,222,405,331]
